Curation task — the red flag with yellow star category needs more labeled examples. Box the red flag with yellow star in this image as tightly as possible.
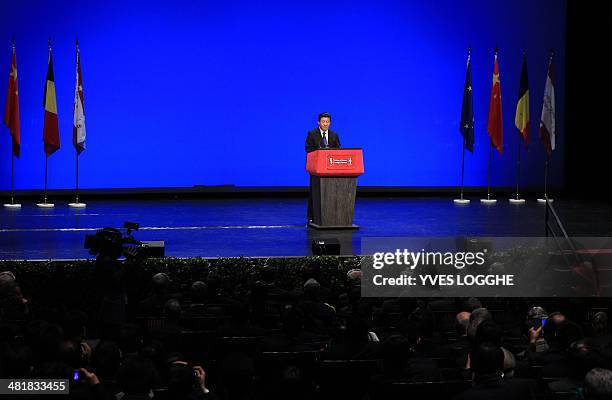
[487,50,503,154]
[4,44,20,157]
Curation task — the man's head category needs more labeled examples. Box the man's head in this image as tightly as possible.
[164,299,182,321]
[0,271,17,298]
[474,320,502,347]
[190,281,207,303]
[555,320,584,349]
[456,311,471,336]
[462,297,482,313]
[318,112,331,132]
[0,271,16,286]
[548,311,566,325]
[471,342,504,376]
[468,307,492,338]
[592,311,608,336]
[526,306,548,332]
[151,273,171,295]
[584,368,612,400]
[346,269,362,285]
[527,306,547,321]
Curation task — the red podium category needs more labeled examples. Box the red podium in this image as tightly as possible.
[306,148,364,229]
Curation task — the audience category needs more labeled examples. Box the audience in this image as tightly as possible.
[2,261,612,400]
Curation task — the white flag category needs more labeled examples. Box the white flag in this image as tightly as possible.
[73,46,86,154]
[539,55,555,156]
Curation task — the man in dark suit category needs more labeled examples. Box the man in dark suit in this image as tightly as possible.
[305,112,341,222]
[453,342,536,400]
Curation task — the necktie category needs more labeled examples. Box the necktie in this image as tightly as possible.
[322,133,328,148]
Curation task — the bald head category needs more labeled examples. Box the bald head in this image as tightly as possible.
[456,311,471,336]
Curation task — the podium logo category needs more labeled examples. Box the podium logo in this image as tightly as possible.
[327,155,353,169]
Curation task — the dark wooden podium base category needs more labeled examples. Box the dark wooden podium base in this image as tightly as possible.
[310,176,358,230]
[308,222,359,230]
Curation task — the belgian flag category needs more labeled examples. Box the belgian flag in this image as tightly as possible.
[515,54,529,147]
[43,42,60,155]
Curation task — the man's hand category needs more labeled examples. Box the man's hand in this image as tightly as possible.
[528,326,542,343]
[193,365,209,393]
[79,368,100,386]
[80,342,92,364]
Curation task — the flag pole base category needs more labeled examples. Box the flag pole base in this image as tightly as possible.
[453,199,470,205]
[36,202,55,208]
[3,203,21,209]
[68,202,86,208]
[480,198,497,205]
[509,198,526,204]
[537,198,554,204]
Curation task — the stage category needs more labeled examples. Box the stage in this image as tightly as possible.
[1,196,610,260]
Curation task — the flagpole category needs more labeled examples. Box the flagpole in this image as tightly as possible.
[10,38,15,205]
[487,142,492,200]
[454,46,471,205]
[4,38,21,209]
[454,136,470,204]
[537,158,550,203]
[460,138,466,200]
[481,141,497,204]
[69,38,86,208]
[9,38,16,205]
[509,51,527,204]
[515,141,520,199]
[544,158,548,198]
[76,154,79,202]
[509,138,525,204]
[44,155,48,203]
[4,150,20,209]
[37,39,55,208]
[11,154,15,204]
[76,38,80,205]
[538,50,555,204]
[481,47,499,205]
[69,149,86,208]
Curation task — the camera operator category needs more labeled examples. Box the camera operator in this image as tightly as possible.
[87,226,147,339]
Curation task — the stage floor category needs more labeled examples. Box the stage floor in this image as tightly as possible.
[1,197,611,260]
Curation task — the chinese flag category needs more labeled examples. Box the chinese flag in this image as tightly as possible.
[487,51,503,154]
[4,45,20,157]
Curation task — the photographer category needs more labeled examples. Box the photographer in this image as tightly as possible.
[168,359,218,400]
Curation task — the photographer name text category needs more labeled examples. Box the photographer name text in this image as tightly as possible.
[372,274,514,286]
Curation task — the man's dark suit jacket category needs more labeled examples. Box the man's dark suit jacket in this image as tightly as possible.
[305,128,341,153]
[452,376,537,400]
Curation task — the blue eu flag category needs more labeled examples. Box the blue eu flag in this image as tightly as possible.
[460,49,475,152]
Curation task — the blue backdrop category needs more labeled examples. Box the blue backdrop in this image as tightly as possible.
[0,0,566,190]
